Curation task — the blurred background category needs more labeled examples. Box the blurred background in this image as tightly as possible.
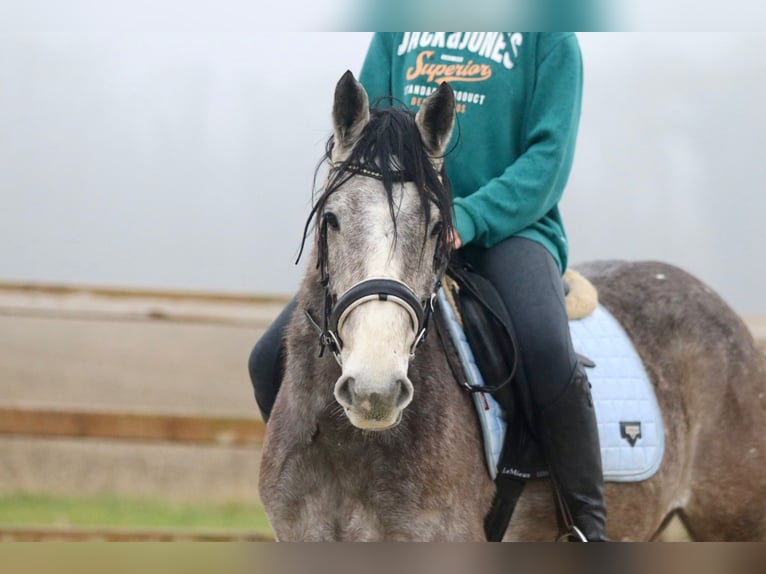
[1,19,765,540]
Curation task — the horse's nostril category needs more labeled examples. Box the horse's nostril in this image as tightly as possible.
[395,378,414,409]
[335,376,355,407]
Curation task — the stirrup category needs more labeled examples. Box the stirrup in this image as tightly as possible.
[556,525,588,543]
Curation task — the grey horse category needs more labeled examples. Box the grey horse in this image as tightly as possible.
[259,72,766,541]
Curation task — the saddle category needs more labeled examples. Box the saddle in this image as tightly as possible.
[434,261,599,541]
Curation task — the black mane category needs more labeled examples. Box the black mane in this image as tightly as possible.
[298,105,454,275]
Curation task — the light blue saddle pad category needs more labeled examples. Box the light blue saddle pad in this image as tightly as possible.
[436,289,665,483]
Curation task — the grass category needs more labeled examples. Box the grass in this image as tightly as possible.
[0,494,273,534]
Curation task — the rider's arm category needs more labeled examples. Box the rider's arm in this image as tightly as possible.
[452,35,583,247]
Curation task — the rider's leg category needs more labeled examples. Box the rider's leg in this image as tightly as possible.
[248,298,298,422]
[464,236,607,541]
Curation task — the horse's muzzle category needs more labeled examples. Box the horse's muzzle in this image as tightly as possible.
[334,374,413,430]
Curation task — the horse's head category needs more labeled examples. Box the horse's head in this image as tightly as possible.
[310,71,455,431]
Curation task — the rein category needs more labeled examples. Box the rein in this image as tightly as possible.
[304,162,445,366]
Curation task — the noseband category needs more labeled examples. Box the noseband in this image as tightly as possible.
[306,277,437,366]
[304,162,445,366]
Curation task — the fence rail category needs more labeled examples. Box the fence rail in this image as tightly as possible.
[0,405,265,446]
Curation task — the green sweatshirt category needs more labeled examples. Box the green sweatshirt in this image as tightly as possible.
[359,32,583,273]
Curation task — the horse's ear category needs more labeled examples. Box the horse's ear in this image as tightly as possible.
[415,81,455,158]
[332,70,370,156]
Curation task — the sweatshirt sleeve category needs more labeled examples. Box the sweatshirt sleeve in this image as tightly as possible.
[359,33,395,104]
[452,34,583,247]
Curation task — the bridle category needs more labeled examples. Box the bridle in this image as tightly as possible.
[304,162,447,366]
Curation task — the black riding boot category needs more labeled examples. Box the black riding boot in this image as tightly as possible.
[536,364,608,541]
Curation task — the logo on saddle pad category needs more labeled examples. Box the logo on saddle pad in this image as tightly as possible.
[620,422,642,447]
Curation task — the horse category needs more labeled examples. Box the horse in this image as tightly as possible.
[258,71,766,541]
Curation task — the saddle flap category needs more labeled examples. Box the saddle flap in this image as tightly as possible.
[438,267,547,480]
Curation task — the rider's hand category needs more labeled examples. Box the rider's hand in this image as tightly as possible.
[448,228,462,250]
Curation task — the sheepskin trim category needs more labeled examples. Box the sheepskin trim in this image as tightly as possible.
[565,268,599,320]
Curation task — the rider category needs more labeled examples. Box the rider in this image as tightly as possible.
[249,32,607,541]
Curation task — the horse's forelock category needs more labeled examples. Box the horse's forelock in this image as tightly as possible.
[299,105,453,274]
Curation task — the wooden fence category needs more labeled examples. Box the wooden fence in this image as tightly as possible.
[0,405,272,541]
[0,404,265,446]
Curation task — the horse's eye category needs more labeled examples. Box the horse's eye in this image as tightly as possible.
[430,221,443,238]
[324,212,340,231]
